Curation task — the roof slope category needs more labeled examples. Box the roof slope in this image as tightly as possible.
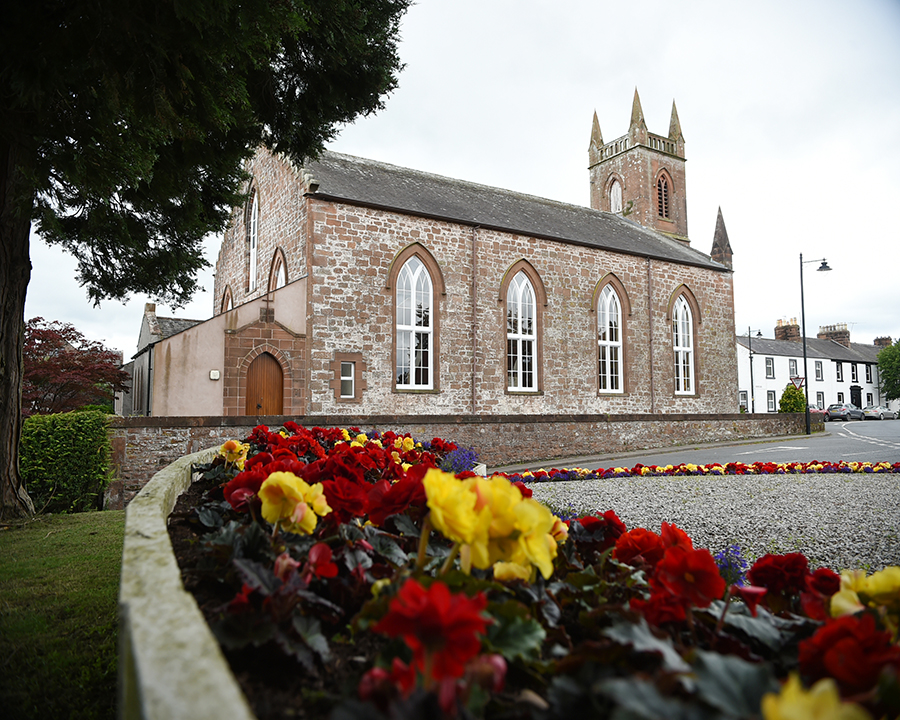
[736,336,881,363]
[305,151,728,272]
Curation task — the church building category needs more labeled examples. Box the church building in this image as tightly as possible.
[124,91,738,420]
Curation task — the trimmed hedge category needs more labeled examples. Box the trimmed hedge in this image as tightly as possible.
[20,410,113,514]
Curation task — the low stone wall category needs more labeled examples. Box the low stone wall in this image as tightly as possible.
[108,413,812,505]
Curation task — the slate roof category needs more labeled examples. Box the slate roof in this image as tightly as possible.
[305,151,729,272]
[157,317,204,339]
[736,335,881,363]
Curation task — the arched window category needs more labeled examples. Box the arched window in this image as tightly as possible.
[609,179,623,214]
[657,175,670,219]
[247,190,259,291]
[221,286,233,313]
[673,295,694,394]
[597,285,623,392]
[507,271,537,391]
[396,257,433,389]
[268,250,287,291]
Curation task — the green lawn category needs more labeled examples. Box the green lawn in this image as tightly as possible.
[0,510,124,720]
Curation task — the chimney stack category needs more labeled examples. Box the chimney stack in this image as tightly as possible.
[874,336,893,348]
[817,323,851,348]
[774,317,801,342]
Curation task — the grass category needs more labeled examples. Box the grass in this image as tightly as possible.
[0,510,124,720]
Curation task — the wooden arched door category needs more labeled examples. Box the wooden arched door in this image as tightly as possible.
[245,352,284,415]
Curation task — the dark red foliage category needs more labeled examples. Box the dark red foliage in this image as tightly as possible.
[22,317,130,416]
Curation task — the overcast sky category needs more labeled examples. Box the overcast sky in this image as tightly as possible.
[26,0,900,359]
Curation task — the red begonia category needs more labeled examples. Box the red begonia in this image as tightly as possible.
[613,527,665,567]
[652,547,726,608]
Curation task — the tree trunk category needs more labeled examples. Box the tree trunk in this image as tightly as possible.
[0,137,35,519]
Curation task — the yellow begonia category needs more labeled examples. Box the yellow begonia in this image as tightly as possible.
[259,472,331,535]
[762,674,872,720]
[423,468,479,545]
[219,440,250,470]
[863,566,900,608]
[493,561,533,582]
[513,498,559,580]
[341,429,351,441]
[831,569,868,618]
[401,436,416,453]
[355,433,369,444]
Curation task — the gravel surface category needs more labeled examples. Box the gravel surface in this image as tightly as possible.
[529,473,900,572]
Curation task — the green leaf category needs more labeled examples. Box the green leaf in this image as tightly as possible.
[293,615,331,662]
[367,533,410,568]
[597,677,711,720]
[390,513,421,538]
[233,558,279,595]
[197,505,224,528]
[602,618,690,673]
[485,614,546,661]
[691,649,778,717]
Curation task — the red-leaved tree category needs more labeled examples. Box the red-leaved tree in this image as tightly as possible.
[22,318,130,418]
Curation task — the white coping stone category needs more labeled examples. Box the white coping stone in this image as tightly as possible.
[119,448,256,720]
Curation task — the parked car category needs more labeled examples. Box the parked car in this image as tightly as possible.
[863,405,898,420]
[808,405,826,419]
[825,403,865,421]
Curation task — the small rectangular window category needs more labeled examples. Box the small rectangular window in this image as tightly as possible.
[815,361,823,381]
[765,357,775,378]
[739,391,748,411]
[837,392,844,403]
[851,364,858,383]
[867,393,874,406]
[816,391,824,409]
[789,359,798,377]
[340,362,355,398]
[836,363,843,382]
[865,365,872,383]
[767,390,776,412]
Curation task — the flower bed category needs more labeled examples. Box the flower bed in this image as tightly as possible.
[172,424,900,720]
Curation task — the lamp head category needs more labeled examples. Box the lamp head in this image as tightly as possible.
[817,260,832,272]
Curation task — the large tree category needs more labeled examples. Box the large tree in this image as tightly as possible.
[0,0,409,518]
[877,340,900,402]
[23,317,131,417]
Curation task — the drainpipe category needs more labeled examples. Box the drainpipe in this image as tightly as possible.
[647,259,656,414]
[471,225,479,415]
[146,344,153,417]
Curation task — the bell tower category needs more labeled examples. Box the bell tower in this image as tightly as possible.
[589,89,689,243]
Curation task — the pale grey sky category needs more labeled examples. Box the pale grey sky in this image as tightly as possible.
[26,0,900,358]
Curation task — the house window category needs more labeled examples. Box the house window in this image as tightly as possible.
[507,272,537,391]
[866,365,872,383]
[396,257,433,389]
[816,391,824,409]
[867,392,874,407]
[767,390,776,412]
[836,362,843,382]
[340,362,355,398]
[672,295,694,394]
[657,175,670,219]
[609,179,623,214]
[815,361,823,381]
[739,391,748,411]
[851,364,858,383]
[789,359,798,378]
[837,392,844,403]
[248,191,259,292]
[765,357,775,378]
[597,285,623,392]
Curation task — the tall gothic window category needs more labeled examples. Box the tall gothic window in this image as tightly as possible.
[507,271,536,391]
[608,179,623,214]
[673,295,694,394]
[597,285,623,392]
[396,257,433,389]
[657,175,670,219]
[248,191,259,291]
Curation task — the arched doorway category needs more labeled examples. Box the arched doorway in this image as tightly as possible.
[245,352,284,415]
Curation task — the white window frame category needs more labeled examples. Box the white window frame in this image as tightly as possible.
[507,272,537,391]
[739,391,748,411]
[765,357,775,378]
[395,257,433,390]
[866,365,872,383]
[767,390,776,412]
[816,391,824,409]
[340,361,355,398]
[248,192,259,292]
[609,179,623,214]
[789,359,798,378]
[866,392,874,407]
[597,285,623,393]
[815,361,823,381]
[672,295,694,394]
[836,362,843,382]
[851,364,858,383]
[837,391,845,403]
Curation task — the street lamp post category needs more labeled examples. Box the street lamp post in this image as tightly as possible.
[800,253,832,435]
[747,327,762,413]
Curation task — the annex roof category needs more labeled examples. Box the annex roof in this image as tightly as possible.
[305,151,728,272]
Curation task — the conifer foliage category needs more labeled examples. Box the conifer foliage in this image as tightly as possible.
[0,0,410,517]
